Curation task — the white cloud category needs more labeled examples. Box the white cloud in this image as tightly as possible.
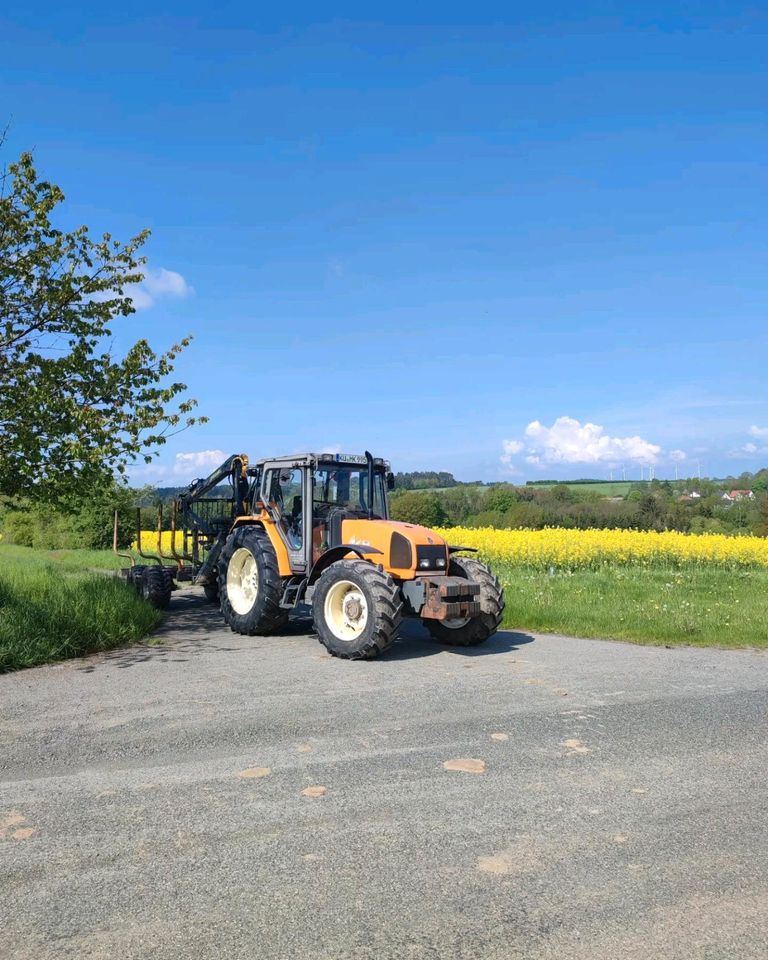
[129,462,172,482]
[173,449,227,477]
[521,417,661,466]
[131,267,193,310]
[669,449,687,462]
[728,426,768,458]
[500,439,524,464]
[736,441,768,458]
[500,416,666,472]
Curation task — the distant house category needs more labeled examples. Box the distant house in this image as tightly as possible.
[729,490,755,501]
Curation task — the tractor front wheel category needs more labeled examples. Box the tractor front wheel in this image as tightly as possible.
[218,526,288,635]
[313,561,402,660]
[425,556,504,647]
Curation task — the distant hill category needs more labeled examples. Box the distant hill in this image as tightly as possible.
[526,478,643,486]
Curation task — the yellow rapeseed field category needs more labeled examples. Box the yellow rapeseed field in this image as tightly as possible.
[134,531,186,553]
[137,526,768,570]
[436,526,768,570]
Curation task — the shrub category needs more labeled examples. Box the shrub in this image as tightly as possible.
[390,491,447,527]
[0,485,136,550]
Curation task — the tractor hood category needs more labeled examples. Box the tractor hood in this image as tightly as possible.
[341,519,449,576]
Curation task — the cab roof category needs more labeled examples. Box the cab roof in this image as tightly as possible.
[254,452,390,469]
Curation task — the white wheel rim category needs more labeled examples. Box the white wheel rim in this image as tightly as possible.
[442,617,471,630]
[324,580,369,642]
[227,547,259,615]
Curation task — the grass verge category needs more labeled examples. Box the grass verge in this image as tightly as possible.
[499,565,768,649]
[0,543,135,572]
[0,545,162,672]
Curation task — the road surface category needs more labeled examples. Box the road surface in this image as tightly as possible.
[1,590,767,959]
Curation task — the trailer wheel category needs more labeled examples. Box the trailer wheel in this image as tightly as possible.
[141,566,173,610]
[218,526,288,635]
[425,556,504,647]
[203,581,220,604]
[313,560,402,660]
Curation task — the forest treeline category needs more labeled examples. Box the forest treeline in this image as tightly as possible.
[389,473,768,536]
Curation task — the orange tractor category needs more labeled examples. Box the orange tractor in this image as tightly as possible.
[126,451,504,660]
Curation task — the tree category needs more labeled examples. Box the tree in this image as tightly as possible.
[756,496,768,537]
[638,493,663,529]
[0,149,205,502]
[483,484,519,513]
[389,491,447,528]
[1,481,140,549]
[752,469,768,493]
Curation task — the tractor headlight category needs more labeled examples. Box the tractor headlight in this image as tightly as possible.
[415,545,449,571]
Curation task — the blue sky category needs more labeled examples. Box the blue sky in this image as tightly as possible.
[3,2,766,483]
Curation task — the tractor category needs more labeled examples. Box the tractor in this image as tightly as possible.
[122,451,505,660]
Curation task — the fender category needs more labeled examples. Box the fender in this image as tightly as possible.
[231,516,295,576]
[308,544,383,585]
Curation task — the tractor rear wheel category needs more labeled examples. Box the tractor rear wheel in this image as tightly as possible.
[313,560,402,660]
[141,566,173,610]
[425,556,504,647]
[218,526,288,635]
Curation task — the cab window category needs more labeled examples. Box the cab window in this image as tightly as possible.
[262,467,303,549]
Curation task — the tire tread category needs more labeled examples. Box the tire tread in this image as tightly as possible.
[141,566,173,610]
[218,526,289,635]
[314,561,402,660]
[426,556,504,646]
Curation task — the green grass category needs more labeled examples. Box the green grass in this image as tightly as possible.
[526,481,637,496]
[3,547,764,671]
[418,483,487,493]
[0,545,162,672]
[0,543,134,572]
[420,480,638,495]
[499,565,768,649]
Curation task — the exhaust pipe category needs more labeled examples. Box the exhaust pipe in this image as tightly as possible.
[365,450,374,520]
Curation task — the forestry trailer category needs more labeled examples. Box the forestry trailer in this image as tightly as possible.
[126,451,505,660]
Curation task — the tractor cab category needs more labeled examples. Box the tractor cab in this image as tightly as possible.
[253,452,394,571]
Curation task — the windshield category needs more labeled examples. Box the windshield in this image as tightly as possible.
[313,466,387,519]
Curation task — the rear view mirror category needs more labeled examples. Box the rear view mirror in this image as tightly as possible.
[386,472,395,491]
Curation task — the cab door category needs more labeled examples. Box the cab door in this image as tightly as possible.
[259,465,311,573]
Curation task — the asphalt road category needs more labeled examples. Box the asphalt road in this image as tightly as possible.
[2,590,767,960]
